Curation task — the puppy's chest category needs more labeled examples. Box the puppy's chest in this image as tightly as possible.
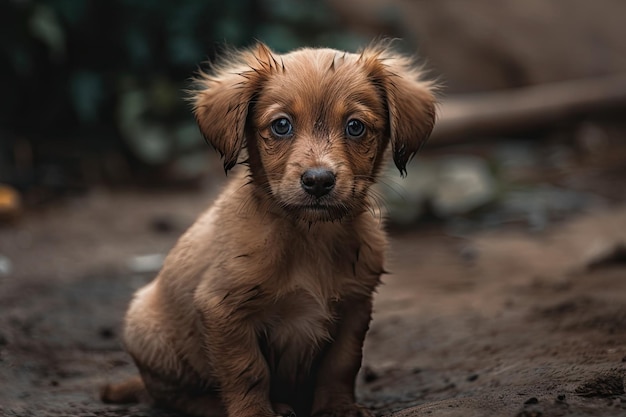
[283,236,379,299]
[256,229,383,368]
[259,251,372,368]
[261,289,336,373]
[267,283,335,338]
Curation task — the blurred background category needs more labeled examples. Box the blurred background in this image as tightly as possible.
[1,0,625,221]
[2,2,626,416]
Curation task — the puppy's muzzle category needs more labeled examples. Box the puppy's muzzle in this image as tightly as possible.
[300,168,335,198]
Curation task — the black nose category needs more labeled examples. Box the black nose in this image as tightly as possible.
[301,168,336,198]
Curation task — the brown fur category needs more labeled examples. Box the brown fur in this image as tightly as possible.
[101,41,436,417]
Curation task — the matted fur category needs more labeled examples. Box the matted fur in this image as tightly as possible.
[102,41,436,417]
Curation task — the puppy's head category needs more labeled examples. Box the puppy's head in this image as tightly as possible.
[193,42,436,222]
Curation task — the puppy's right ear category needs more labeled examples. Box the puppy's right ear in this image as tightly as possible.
[192,43,277,173]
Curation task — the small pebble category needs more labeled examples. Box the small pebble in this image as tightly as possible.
[128,253,165,274]
[0,255,12,277]
[150,215,176,234]
[362,366,379,383]
[99,327,115,339]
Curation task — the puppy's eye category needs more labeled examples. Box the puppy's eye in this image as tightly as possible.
[346,119,366,139]
[271,118,293,137]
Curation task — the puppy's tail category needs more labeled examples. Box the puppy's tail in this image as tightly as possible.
[100,375,148,404]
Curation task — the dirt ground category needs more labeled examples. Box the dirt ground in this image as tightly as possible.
[1,174,626,417]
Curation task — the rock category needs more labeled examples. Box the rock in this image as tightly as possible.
[431,156,497,217]
[378,160,437,225]
[98,327,115,340]
[149,215,177,234]
[127,253,165,274]
[0,255,12,277]
[362,366,380,383]
[380,156,498,224]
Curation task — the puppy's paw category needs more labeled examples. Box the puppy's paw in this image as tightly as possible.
[313,404,374,417]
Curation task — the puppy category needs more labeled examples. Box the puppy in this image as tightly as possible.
[102,41,436,417]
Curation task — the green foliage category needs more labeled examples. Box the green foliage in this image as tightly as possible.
[1,0,373,169]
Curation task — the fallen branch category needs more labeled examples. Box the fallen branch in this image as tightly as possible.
[430,73,626,145]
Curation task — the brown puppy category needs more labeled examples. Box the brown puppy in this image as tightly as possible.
[102,42,436,417]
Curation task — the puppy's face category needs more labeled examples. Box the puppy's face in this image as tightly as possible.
[249,49,389,222]
[193,43,436,223]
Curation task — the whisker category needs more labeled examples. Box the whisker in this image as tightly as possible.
[371,177,408,202]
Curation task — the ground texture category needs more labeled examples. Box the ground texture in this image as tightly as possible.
[1,188,626,417]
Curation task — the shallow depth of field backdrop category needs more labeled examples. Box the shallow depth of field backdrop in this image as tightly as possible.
[2,1,626,416]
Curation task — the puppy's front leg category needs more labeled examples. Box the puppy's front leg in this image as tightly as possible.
[311,297,374,417]
[198,301,278,417]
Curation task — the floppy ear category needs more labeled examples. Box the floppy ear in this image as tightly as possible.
[192,43,278,173]
[362,45,437,176]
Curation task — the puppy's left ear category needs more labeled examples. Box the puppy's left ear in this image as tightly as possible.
[363,46,437,176]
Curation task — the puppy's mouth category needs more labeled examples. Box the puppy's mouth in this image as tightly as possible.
[300,204,330,211]
[284,202,351,222]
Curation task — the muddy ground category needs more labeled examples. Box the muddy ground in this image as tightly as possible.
[1,162,626,417]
